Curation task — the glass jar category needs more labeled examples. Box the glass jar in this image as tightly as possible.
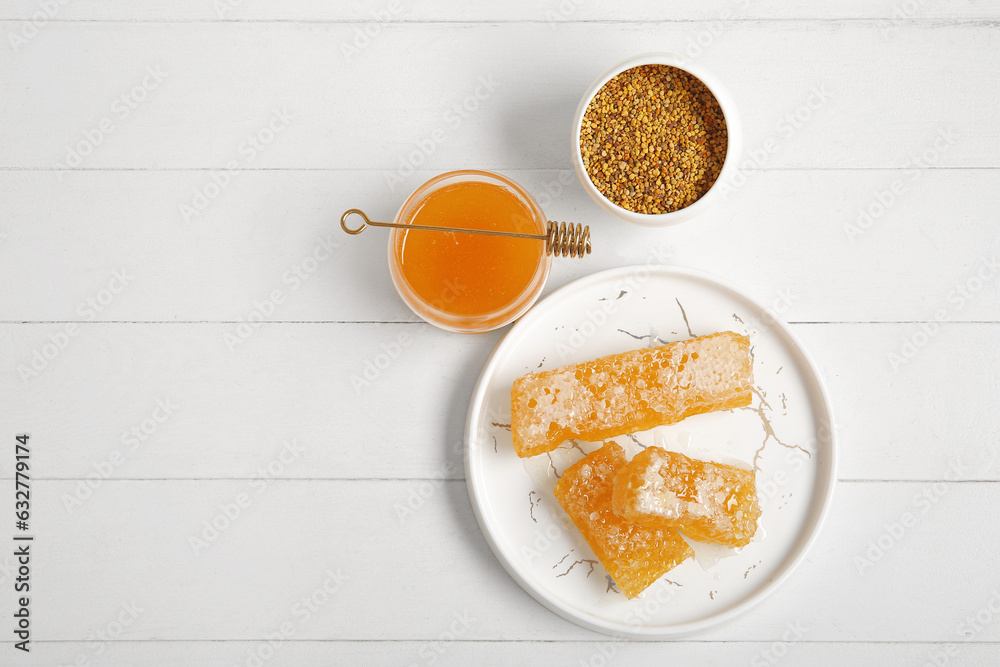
[388,170,552,334]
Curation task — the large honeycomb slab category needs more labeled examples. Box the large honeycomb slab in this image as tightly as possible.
[512,332,752,457]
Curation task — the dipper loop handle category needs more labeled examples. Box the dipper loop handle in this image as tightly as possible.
[341,208,592,258]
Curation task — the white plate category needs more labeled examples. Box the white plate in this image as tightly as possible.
[464,266,836,638]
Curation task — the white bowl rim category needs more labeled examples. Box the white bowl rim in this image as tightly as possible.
[571,52,742,227]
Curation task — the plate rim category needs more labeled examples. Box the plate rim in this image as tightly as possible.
[464,264,838,639]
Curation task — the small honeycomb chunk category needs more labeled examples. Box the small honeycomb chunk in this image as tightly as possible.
[612,447,760,548]
[553,442,693,599]
[511,331,752,458]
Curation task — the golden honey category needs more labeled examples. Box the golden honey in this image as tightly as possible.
[389,171,551,333]
[554,442,693,599]
[512,331,752,457]
[613,447,761,548]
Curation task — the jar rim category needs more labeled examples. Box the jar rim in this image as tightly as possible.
[387,170,553,334]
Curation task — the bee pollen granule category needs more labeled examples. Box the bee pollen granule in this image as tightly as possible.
[579,64,728,215]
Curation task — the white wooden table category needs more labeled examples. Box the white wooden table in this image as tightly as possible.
[2,2,999,665]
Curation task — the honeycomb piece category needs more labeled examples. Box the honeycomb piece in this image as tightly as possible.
[512,331,752,457]
[612,446,760,548]
[553,442,693,599]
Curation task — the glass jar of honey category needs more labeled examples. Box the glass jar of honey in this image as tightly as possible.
[388,170,553,334]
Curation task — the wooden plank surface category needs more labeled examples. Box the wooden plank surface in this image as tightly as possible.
[0,480,991,646]
[1,5,997,665]
[1,322,998,482]
[0,169,997,323]
[5,641,1000,667]
[1,22,998,172]
[4,1,1000,21]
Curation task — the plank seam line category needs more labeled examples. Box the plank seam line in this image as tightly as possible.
[0,637,1000,646]
[2,18,1000,24]
[2,639,1000,645]
[1,167,998,172]
[0,320,425,325]
[5,478,997,483]
[2,321,999,325]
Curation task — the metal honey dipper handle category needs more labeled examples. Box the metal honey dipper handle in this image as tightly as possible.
[341,209,592,258]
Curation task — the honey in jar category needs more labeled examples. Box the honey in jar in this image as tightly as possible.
[389,171,552,333]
